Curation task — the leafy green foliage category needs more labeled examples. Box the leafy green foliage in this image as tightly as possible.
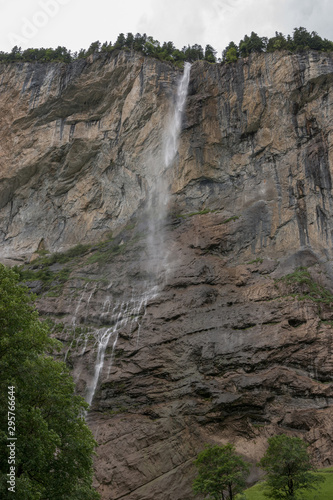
[86,242,126,265]
[0,45,72,63]
[223,215,240,224]
[38,243,92,265]
[1,27,333,67]
[223,42,239,63]
[240,468,333,500]
[239,468,333,499]
[0,265,99,499]
[222,27,333,63]
[238,32,267,58]
[204,44,217,63]
[266,32,289,52]
[13,244,92,296]
[277,267,333,305]
[258,434,324,499]
[193,443,250,500]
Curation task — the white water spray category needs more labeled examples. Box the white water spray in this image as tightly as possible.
[146,62,191,278]
[164,62,191,168]
[84,63,191,407]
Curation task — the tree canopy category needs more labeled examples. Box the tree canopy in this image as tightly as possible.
[0,27,332,67]
[0,264,99,500]
[225,27,333,62]
[192,443,250,500]
[258,434,324,499]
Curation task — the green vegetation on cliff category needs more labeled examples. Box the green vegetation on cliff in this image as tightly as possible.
[0,265,99,500]
[0,27,332,66]
[277,267,333,306]
[13,244,92,297]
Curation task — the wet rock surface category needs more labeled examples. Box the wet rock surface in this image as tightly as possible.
[1,50,333,499]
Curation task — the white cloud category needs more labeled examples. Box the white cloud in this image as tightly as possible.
[136,0,208,48]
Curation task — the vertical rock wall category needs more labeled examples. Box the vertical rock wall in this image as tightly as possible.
[1,50,333,499]
[0,51,179,257]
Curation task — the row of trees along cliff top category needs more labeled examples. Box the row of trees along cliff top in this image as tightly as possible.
[1,27,333,66]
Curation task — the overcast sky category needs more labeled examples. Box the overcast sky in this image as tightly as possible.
[1,0,332,57]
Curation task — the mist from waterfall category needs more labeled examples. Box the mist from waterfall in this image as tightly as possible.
[82,62,191,408]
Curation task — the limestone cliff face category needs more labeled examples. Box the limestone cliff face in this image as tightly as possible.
[175,51,333,262]
[0,51,178,257]
[1,50,333,500]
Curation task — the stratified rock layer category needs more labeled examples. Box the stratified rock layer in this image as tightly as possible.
[1,50,333,499]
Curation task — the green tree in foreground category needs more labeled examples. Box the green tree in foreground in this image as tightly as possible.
[259,434,324,499]
[0,265,99,500]
[193,443,250,499]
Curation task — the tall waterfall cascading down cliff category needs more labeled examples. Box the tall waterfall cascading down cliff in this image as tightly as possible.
[1,50,333,499]
[85,62,191,407]
[146,62,191,278]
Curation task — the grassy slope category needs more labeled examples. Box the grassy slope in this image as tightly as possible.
[237,468,333,499]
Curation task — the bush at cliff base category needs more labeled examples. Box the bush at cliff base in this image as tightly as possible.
[193,443,250,499]
[258,434,324,499]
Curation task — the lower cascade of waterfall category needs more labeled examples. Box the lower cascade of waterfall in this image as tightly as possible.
[68,63,191,408]
[85,285,159,407]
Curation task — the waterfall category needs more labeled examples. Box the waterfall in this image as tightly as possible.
[84,286,157,407]
[84,62,191,408]
[164,62,191,168]
[64,283,89,361]
[86,300,130,407]
[146,62,191,278]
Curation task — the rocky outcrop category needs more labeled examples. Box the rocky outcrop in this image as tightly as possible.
[0,50,178,257]
[1,49,333,499]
